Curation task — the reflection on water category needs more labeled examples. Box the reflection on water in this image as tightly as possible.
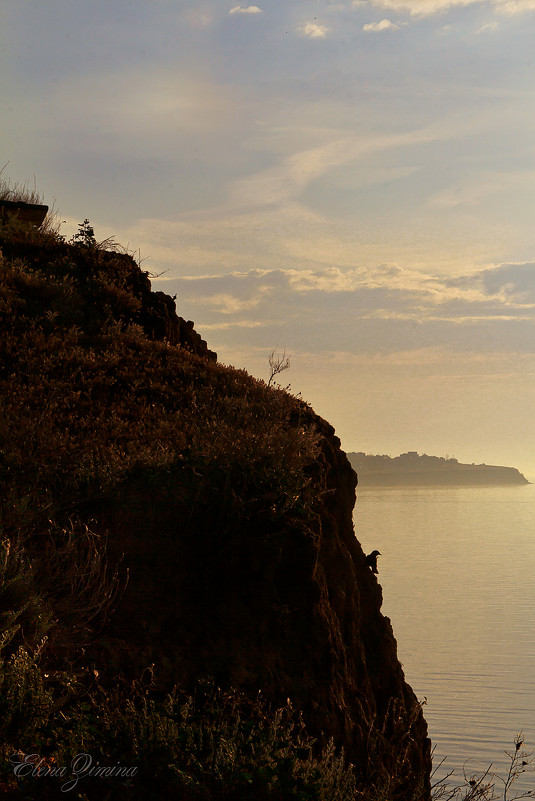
[354,483,535,790]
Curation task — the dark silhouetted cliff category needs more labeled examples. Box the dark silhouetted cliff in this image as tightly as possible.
[0,221,431,799]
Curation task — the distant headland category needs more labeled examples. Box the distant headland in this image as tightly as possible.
[347,451,530,487]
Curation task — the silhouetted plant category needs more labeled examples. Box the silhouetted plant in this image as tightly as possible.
[27,521,126,654]
[431,735,535,801]
[0,521,123,668]
[267,347,291,388]
[0,538,53,649]
[69,218,97,248]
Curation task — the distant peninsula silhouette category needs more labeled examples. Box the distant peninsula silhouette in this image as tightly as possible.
[347,451,529,487]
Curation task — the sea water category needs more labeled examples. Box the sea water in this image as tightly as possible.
[353,482,535,793]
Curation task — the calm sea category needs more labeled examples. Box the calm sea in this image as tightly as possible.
[354,482,535,793]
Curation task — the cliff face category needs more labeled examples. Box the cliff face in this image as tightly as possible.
[92,416,431,798]
[0,228,431,799]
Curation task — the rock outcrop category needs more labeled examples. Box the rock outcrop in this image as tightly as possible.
[0,199,49,227]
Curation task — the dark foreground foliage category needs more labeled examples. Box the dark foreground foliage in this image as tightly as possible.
[0,645,357,801]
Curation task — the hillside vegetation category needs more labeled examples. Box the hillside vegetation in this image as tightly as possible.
[0,206,431,800]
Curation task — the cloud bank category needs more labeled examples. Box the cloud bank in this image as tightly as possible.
[159,262,535,357]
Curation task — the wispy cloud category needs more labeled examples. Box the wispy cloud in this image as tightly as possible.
[476,20,499,31]
[185,9,214,27]
[364,0,535,15]
[492,0,535,13]
[362,18,400,30]
[227,126,442,210]
[428,169,535,209]
[229,5,264,14]
[46,68,242,143]
[428,184,496,208]
[201,320,265,330]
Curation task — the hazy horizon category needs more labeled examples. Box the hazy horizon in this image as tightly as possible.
[3,0,535,474]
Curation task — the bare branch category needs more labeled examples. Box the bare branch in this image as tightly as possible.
[267,347,291,388]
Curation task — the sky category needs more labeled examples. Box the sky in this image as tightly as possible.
[3,0,535,474]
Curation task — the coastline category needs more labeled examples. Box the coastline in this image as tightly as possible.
[348,452,530,488]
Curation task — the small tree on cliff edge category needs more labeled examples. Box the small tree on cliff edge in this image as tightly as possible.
[267,347,291,388]
[70,219,97,248]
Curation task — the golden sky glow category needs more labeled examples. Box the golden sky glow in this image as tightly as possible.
[3,0,535,472]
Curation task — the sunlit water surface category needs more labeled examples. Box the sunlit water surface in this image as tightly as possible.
[354,482,535,792]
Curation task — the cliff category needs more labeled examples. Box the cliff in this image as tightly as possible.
[348,452,529,487]
[0,222,431,799]
[0,233,216,361]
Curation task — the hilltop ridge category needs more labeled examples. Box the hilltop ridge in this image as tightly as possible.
[348,451,529,487]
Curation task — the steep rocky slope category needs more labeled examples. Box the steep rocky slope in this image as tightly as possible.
[0,224,431,799]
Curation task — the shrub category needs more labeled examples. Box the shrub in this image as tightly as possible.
[0,668,357,801]
[69,219,97,248]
